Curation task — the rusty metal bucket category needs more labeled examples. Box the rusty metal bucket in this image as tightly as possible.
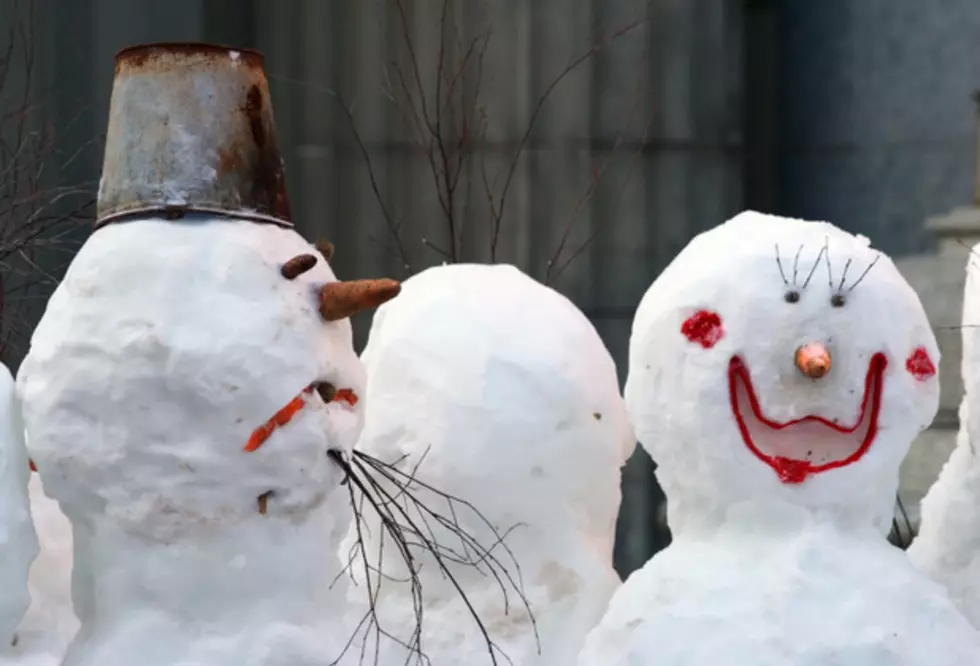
[95,42,293,229]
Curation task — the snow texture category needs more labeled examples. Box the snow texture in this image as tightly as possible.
[17,216,365,666]
[0,473,76,666]
[0,362,37,648]
[342,263,633,665]
[909,245,980,627]
[579,211,980,665]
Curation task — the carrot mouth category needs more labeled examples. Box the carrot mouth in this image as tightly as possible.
[728,353,887,484]
[244,382,358,453]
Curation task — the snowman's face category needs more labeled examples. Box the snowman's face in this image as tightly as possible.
[17,218,393,536]
[626,212,938,517]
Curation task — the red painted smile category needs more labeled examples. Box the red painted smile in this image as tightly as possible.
[728,354,887,484]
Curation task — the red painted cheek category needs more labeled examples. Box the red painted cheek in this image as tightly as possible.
[681,310,725,349]
[905,347,936,382]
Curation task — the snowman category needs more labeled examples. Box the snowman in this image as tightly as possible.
[577,211,980,665]
[338,263,634,665]
[15,43,400,666]
[0,362,38,651]
[0,470,77,666]
[907,244,980,627]
[0,431,76,666]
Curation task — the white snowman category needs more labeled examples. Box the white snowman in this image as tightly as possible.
[578,211,980,665]
[339,263,634,665]
[0,362,38,651]
[908,242,980,627]
[16,44,399,666]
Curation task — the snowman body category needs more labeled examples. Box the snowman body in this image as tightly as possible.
[17,216,364,666]
[342,264,633,665]
[578,211,980,665]
[0,362,38,649]
[0,471,76,666]
[908,246,980,627]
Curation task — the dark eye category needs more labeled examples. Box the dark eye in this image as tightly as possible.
[784,290,800,303]
[830,294,845,307]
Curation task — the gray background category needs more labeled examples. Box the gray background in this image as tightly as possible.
[2,0,977,575]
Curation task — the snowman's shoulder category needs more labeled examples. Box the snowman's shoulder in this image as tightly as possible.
[579,540,980,666]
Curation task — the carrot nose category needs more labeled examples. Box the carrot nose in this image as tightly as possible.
[795,342,832,379]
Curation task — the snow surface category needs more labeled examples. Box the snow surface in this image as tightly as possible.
[17,216,365,666]
[0,473,75,666]
[0,362,37,648]
[909,245,980,626]
[579,211,980,665]
[341,263,633,665]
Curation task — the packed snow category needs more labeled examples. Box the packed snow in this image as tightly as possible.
[909,245,980,627]
[0,473,75,666]
[578,211,980,665]
[17,216,365,666]
[341,263,634,665]
[0,362,37,649]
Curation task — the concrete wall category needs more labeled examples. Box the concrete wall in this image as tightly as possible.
[778,0,980,256]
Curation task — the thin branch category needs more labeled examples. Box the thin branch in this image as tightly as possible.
[488,18,647,261]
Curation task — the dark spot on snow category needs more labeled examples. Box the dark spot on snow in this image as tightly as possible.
[593,412,602,420]
[784,290,800,303]
[530,465,545,478]
[257,490,275,516]
[830,294,846,307]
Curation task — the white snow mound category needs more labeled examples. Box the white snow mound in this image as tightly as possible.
[579,211,980,665]
[0,472,75,666]
[0,362,37,649]
[341,263,634,665]
[17,216,365,666]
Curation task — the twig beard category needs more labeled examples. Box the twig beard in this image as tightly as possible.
[325,447,538,666]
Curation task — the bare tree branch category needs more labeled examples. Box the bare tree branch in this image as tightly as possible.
[353,0,648,275]
[0,0,96,359]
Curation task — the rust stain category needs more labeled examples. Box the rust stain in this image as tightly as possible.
[217,147,243,175]
[240,83,292,221]
[244,85,266,148]
[115,42,264,74]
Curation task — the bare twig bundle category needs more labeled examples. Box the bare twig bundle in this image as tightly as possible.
[328,447,536,666]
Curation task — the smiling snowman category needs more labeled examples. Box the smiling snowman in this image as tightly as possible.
[577,211,980,665]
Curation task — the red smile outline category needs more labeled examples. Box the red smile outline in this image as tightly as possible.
[728,353,887,484]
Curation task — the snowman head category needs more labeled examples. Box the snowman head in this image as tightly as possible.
[626,211,938,533]
[351,263,633,584]
[18,219,400,538]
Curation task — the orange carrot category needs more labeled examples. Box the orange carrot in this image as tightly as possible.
[244,384,358,453]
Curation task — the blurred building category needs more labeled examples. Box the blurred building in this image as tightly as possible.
[2,0,978,574]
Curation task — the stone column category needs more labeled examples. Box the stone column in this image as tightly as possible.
[896,93,980,527]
